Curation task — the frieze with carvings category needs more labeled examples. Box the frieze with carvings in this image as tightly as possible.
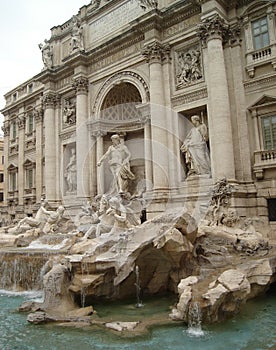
[175,46,203,89]
[59,130,76,141]
[63,98,76,127]
[171,87,208,107]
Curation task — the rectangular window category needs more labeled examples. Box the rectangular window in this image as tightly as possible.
[1,156,4,165]
[0,173,4,183]
[26,169,33,189]
[10,173,17,191]
[252,17,270,50]
[0,192,3,202]
[28,115,34,133]
[11,122,17,139]
[262,115,276,150]
[267,199,276,221]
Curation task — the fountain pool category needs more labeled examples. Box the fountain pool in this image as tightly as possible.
[0,286,276,350]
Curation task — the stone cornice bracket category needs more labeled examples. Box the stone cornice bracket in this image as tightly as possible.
[142,42,171,64]
[42,92,61,109]
[34,108,44,124]
[138,0,158,10]
[72,76,89,95]
[2,121,10,137]
[198,14,229,47]
[17,115,26,130]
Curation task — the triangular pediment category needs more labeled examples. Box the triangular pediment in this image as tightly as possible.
[7,163,18,171]
[249,95,276,108]
[23,158,35,168]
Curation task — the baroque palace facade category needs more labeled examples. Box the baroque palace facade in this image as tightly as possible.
[1,0,276,233]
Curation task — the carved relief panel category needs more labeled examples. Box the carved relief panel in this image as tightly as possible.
[175,45,203,89]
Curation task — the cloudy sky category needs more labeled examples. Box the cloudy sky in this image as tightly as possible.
[0,0,89,130]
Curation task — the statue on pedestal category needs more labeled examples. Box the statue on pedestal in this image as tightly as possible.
[65,148,77,193]
[38,39,53,69]
[97,134,135,195]
[181,115,211,177]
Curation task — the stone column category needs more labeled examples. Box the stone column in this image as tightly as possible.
[43,92,58,203]
[73,76,89,199]
[228,24,252,182]
[136,103,153,191]
[2,121,9,207]
[94,131,106,195]
[199,14,235,181]
[142,42,170,191]
[17,113,25,206]
[34,108,44,202]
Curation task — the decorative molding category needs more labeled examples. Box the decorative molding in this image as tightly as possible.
[59,130,76,141]
[142,41,171,64]
[244,74,276,93]
[171,87,208,107]
[72,76,89,94]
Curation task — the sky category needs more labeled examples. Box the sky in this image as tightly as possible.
[0,0,90,131]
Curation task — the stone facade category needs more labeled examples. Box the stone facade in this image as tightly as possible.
[1,0,276,236]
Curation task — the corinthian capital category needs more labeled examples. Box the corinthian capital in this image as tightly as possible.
[73,77,89,94]
[2,122,10,137]
[198,14,229,46]
[42,92,60,109]
[142,42,171,64]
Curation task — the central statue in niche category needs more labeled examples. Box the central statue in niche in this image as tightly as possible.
[97,134,135,195]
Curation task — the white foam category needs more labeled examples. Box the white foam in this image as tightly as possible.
[27,238,69,250]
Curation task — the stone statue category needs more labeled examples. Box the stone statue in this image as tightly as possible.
[180,115,211,177]
[97,134,135,195]
[65,148,77,193]
[38,39,53,69]
[63,100,76,125]
[70,15,84,52]
[42,205,65,234]
[8,199,49,234]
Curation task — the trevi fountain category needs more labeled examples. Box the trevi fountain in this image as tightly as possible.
[0,131,275,350]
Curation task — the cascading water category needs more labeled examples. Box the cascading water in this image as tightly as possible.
[186,301,205,337]
[134,265,143,308]
[0,251,57,291]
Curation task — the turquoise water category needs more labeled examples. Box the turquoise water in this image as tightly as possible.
[0,288,276,350]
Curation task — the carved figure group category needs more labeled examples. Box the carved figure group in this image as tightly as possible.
[63,100,76,125]
[38,39,53,69]
[181,115,211,177]
[97,134,135,195]
[176,49,202,87]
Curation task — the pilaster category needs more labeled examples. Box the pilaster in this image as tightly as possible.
[198,14,235,181]
[17,114,25,205]
[34,108,44,202]
[73,76,90,199]
[43,92,59,203]
[142,41,170,191]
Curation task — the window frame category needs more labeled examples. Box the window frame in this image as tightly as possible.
[260,114,276,150]
[252,16,270,50]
